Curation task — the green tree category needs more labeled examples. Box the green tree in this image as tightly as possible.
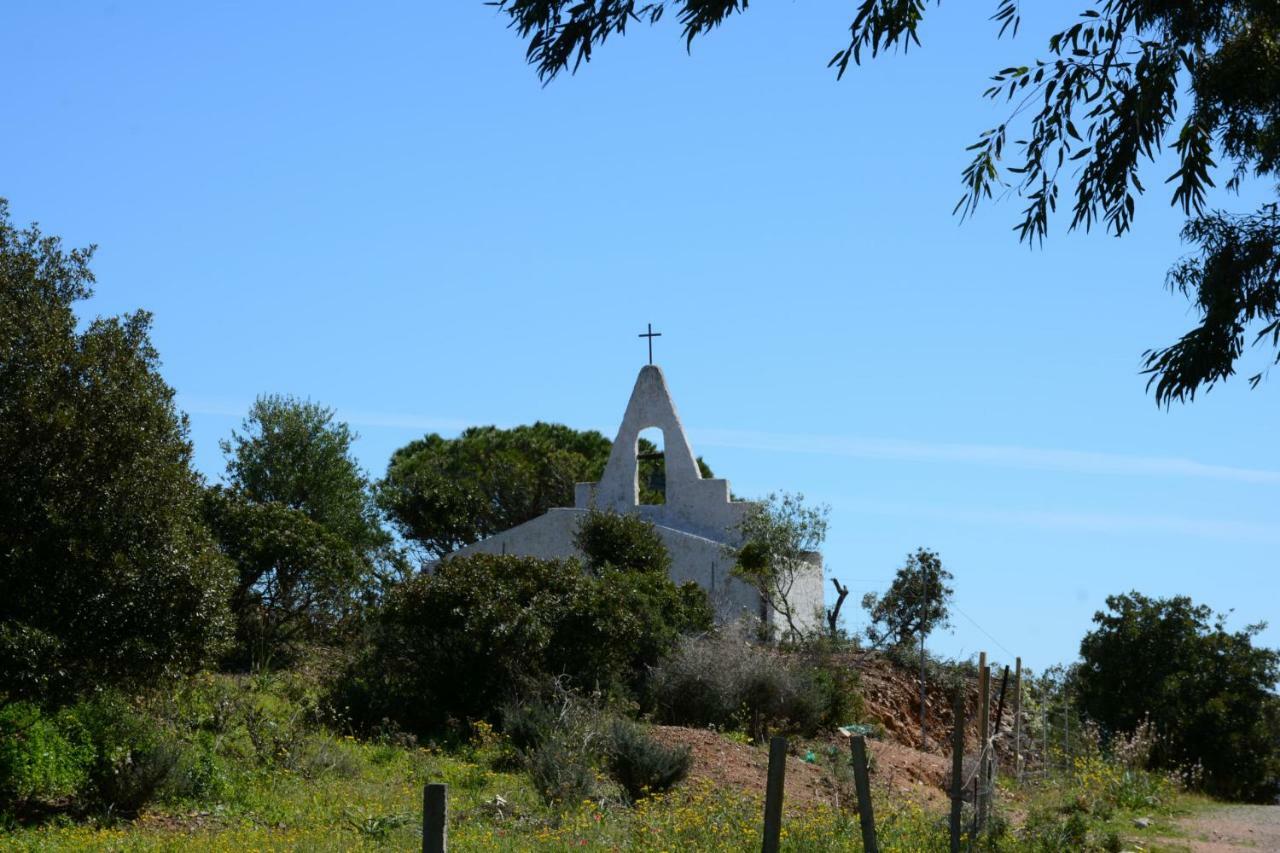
[378,423,611,559]
[377,423,712,558]
[574,508,673,576]
[213,396,397,665]
[221,395,386,552]
[202,488,371,667]
[731,492,829,640]
[492,1,1280,403]
[337,551,710,734]
[1076,591,1280,802]
[0,201,233,702]
[861,548,954,649]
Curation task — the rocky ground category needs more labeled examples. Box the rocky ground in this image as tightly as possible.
[651,651,989,812]
[1164,804,1280,852]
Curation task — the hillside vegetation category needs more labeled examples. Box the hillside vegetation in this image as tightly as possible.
[3,205,1276,850]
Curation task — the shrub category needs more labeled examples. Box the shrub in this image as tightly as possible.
[338,552,710,735]
[649,629,858,738]
[1,206,235,703]
[574,509,671,576]
[1077,591,1280,802]
[525,738,597,806]
[501,686,609,807]
[500,699,562,754]
[166,731,229,801]
[69,696,180,816]
[0,702,91,807]
[287,735,361,780]
[605,719,691,801]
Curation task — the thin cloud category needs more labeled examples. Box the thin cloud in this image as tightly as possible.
[179,397,471,434]
[690,428,1280,485]
[834,497,1280,544]
[180,399,1280,486]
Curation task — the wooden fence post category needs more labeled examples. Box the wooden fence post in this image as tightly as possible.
[977,661,991,832]
[850,735,878,853]
[993,665,1010,734]
[1013,657,1022,784]
[988,664,1007,826]
[423,783,447,853]
[1063,689,1070,769]
[949,688,965,853]
[762,736,787,853]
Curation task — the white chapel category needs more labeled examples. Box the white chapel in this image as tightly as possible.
[445,364,825,632]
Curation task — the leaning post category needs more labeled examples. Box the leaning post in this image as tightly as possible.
[949,687,965,853]
[977,660,991,832]
[761,736,787,853]
[1013,657,1023,784]
[849,734,879,853]
[423,783,447,853]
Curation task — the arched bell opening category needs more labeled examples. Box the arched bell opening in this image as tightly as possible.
[636,427,666,505]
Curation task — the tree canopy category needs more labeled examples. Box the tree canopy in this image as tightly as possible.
[211,396,396,666]
[1076,591,1280,802]
[377,422,712,559]
[861,548,954,649]
[574,508,674,577]
[221,395,387,553]
[0,201,233,702]
[337,547,710,735]
[492,0,1280,403]
[731,491,829,640]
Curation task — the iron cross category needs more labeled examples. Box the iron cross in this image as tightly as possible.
[638,323,662,365]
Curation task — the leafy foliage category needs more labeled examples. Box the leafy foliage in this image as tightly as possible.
[0,201,234,703]
[648,629,860,739]
[221,395,389,555]
[491,1,1280,402]
[376,423,612,559]
[861,548,954,649]
[337,550,710,735]
[574,508,673,576]
[212,396,399,666]
[0,703,92,806]
[1076,591,1280,802]
[376,423,710,558]
[203,488,372,668]
[730,492,828,639]
[605,718,692,801]
[72,695,182,816]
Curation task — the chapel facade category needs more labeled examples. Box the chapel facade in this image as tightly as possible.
[445,364,825,632]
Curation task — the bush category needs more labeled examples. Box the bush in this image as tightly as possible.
[69,696,180,816]
[525,738,598,806]
[649,629,859,738]
[1077,591,1280,802]
[499,686,611,807]
[574,509,671,576]
[500,699,562,754]
[1,206,235,704]
[338,552,710,735]
[166,731,229,801]
[605,719,691,801]
[0,702,91,807]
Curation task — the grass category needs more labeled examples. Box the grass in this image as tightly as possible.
[0,671,1214,851]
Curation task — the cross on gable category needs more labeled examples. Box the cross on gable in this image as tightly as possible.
[638,323,662,365]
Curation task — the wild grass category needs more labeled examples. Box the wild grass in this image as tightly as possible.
[1,672,1209,852]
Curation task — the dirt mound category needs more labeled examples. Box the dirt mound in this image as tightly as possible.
[651,726,835,808]
[652,649,1012,810]
[848,651,1015,758]
[651,725,952,810]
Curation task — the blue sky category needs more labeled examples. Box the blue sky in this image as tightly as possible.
[4,2,1277,674]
